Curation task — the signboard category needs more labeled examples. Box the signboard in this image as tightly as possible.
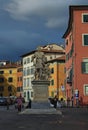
[74,89,79,99]
[61,86,65,91]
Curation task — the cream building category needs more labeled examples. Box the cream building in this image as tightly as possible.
[21,43,65,102]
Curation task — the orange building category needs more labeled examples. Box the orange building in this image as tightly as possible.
[17,65,23,97]
[48,56,66,100]
[63,6,88,106]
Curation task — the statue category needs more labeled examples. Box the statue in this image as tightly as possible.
[31,46,50,80]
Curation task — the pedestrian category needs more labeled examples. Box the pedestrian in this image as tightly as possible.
[67,97,70,107]
[17,96,22,112]
[6,97,11,110]
[53,95,58,109]
[71,96,74,107]
[26,99,32,109]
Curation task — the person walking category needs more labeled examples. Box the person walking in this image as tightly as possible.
[26,99,32,109]
[53,95,58,109]
[17,96,22,112]
[6,97,11,110]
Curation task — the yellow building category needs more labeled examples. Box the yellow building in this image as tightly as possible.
[0,63,17,97]
[48,56,66,100]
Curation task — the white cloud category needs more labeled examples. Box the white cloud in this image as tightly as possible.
[4,0,88,28]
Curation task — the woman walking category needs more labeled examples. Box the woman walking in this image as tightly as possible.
[17,96,22,112]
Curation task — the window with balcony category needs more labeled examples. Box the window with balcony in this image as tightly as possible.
[82,14,88,23]
[81,59,88,74]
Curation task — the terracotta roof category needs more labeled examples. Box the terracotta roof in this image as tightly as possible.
[21,49,65,57]
[0,64,17,69]
[63,5,88,38]
[41,49,65,53]
[47,56,65,63]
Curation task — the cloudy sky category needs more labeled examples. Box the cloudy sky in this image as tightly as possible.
[0,0,88,61]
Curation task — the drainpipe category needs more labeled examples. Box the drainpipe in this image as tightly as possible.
[57,62,59,100]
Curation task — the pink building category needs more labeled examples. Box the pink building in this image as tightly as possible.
[63,6,88,106]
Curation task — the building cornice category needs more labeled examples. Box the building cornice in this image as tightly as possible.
[63,5,88,38]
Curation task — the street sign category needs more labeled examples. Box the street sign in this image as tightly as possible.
[74,89,79,99]
[61,86,65,91]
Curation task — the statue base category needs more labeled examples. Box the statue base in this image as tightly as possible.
[32,80,50,102]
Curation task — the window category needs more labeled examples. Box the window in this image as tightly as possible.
[50,56,52,59]
[27,57,30,63]
[17,87,22,92]
[84,85,88,95]
[24,92,26,97]
[31,68,34,75]
[20,77,22,81]
[82,59,88,73]
[23,78,26,87]
[0,78,4,83]
[8,86,12,92]
[17,68,23,72]
[31,92,33,97]
[82,14,88,23]
[27,78,30,86]
[51,91,54,97]
[51,68,54,74]
[8,77,13,82]
[66,39,68,45]
[27,67,30,75]
[9,70,12,74]
[82,34,88,46]
[69,34,72,41]
[51,79,54,85]
[0,86,4,91]
[0,71,4,74]
[23,59,26,65]
[23,68,26,76]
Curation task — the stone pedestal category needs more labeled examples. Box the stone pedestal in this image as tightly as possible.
[32,80,50,102]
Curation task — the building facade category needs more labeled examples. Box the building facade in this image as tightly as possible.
[48,56,66,100]
[0,62,17,97]
[63,6,88,105]
[17,64,23,97]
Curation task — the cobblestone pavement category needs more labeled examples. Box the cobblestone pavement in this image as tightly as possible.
[0,105,88,130]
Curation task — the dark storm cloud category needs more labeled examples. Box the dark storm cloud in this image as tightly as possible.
[0,0,88,61]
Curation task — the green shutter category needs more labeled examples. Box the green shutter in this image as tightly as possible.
[83,15,88,22]
[81,62,85,73]
[84,35,88,45]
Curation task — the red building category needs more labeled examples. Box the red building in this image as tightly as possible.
[63,6,88,106]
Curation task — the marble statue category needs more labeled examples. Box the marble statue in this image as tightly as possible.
[32,46,50,80]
